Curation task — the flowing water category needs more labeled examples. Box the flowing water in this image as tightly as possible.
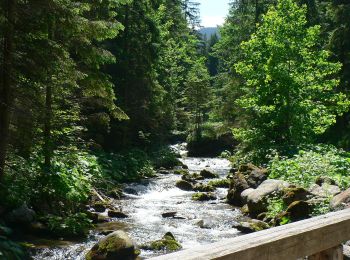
[32,143,243,259]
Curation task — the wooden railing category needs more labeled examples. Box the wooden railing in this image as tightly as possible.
[151,208,350,260]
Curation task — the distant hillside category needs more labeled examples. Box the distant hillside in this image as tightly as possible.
[198,27,220,39]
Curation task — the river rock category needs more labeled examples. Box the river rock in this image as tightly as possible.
[108,188,123,199]
[5,204,36,226]
[227,172,250,206]
[330,188,350,210]
[192,192,216,201]
[200,169,219,179]
[162,212,177,218]
[175,180,193,191]
[282,187,311,205]
[233,219,269,234]
[246,180,290,216]
[158,169,171,175]
[315,176,337,186]
[141,232,182,252]
[173,169,189,175]
[92,202,107,213]
[108,210,128,219]
[245,164,268,188]
[309,183,341,198]
[286,200,311,221]
[193,183,215,192]
[86,231,139,260]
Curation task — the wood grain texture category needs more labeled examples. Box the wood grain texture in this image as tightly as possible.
[150,208,350,260]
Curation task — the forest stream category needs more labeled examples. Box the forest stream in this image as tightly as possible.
[30,143,243,259]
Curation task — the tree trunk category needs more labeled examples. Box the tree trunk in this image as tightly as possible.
[43,15,55,170]
[0,0,15,180]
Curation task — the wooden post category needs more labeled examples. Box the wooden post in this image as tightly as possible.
[309,245,343,260]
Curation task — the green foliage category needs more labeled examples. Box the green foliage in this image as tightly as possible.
[45,213,92,238]
[268,145,350,189]
[0,224,26,260]
[266,196,287,220]
[0,236,26,260]
[151,146,181,169]
[233,0,349,162]
[1,148,103,213]
[96,149,156,182]
[311,197,332,217]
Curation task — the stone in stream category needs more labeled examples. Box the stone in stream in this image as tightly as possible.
[92,202,107,213]
[162,212,177,218]
[86,231,139,260]
[193,183,215,192]
[232,219,269,234]
[200,169,219,179]
[192,192,217,201]
[227,172,250,206]
[141,232,182,252]
[108,210,128,218]
[175,180,193,191]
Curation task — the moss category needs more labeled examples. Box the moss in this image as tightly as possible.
[174,169,189,175]
[192,192,216,201]
[194,184,215,192]
[208,179,230,188]
[141,232,182,252]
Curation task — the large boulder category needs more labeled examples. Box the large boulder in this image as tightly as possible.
[246,180,290,217]
[227,173,250,206]
[86,231,139,260]
[5,204,36,226]
[309,184,341,198]
[330,188,350,210]
[244,164,268,188]
[175,180,193,191]
[282,187,311,205]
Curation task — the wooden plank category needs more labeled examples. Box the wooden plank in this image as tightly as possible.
[150,208,350,260]
[309,245,343,260]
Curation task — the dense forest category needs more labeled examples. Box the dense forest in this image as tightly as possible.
[0,0,350,259]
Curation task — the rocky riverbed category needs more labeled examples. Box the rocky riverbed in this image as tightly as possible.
[30,144,244,259]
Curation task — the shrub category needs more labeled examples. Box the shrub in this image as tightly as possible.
[96,149,156,182]
[151,146,181,169]
[45,213,92,238]
[268,145,350,189]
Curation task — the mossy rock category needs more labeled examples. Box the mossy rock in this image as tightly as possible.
[208,179,230,188]
[200,169,219,179]
[141,232,182,252]
[193,184,215,192]
[282,187,310,205]
[192,192,216,201]
[86,231,139,260]
[286,200,311,221]
[108,188,123,199]
[92,202,108,213]
[175,180,193,191]
[233,219,269,234]
[174,169,189,175]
